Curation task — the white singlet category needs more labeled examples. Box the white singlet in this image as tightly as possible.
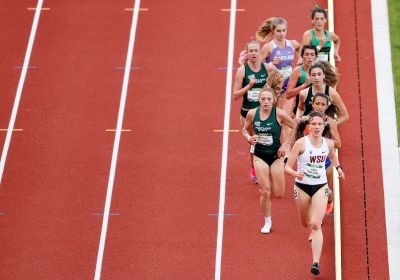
[295,136,329,185]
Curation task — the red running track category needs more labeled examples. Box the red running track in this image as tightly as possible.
[0,0,390,279]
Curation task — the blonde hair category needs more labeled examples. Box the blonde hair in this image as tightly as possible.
[245,39,261,51]
[256,17,288,42]
[261,69,284,98]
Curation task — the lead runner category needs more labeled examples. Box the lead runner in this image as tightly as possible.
[285,111,345,275]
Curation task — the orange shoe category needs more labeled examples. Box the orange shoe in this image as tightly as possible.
[325,201,334,214]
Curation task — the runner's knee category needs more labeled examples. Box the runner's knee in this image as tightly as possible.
[260,188,271,198]
[310,220,322,231]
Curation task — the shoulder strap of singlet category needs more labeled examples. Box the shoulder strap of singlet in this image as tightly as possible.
[311,29,316,39]
[286,39,292,48]
[273,106,281,127]
[324,29,331,40]
[325,85,330,95]
[308,86,313,96]
[260,62,267,72]
[244,63,249,75]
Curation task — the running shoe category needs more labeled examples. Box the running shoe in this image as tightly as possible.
[250,167,258,184]
[325,201,334,214]
[311,262,320,275]
[261,221,272,234]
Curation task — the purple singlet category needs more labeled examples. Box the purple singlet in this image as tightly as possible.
[266,40,295,91]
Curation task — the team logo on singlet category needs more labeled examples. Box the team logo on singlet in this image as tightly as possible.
[309,155,327,163]
[254,121,260,126]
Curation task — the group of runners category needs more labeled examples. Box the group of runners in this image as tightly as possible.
[233,7,348,276]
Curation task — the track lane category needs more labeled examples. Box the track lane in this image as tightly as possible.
[221,0,336,279]
[0,1,136,279]
[99,0,229,278]
[0,2,37,165]
[335,0,390,278]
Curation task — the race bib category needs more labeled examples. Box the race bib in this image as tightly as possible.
[304,163,324,179]
[247,88,261,102]
[317,53,329,62]
[257,134,273,146]
[280,65,292,80]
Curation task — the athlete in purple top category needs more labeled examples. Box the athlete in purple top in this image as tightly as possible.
[265,40,295,91]
[256,17,300,112]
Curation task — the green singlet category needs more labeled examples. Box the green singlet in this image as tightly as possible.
[252,106,281,155]
[293,65,308,114]
[311,29,332,62]
[241,63,268,110]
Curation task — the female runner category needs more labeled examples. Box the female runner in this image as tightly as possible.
[242,78,296,233]
[285,45,317,115]
[285,111,345,275]
[296,62,348,125]
[255,17,300,110]
[296,93,341,213]
[233,40,276,183]
[301,7,341,62]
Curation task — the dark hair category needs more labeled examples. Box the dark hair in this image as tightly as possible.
[301,45,318,57]
[312,93,338,119]
[311,7,327,19]
[309,61,339,88]
[295,111,331,140]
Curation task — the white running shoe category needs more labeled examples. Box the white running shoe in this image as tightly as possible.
[260,221,272,234]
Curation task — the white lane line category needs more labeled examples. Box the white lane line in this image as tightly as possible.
[93,1,141,279]
[371,0,400,279]
[327,0,343,279]
[214,1,236,279]
[0,0,43,186]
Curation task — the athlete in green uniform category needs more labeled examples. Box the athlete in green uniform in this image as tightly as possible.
[242,85,296,234]
[233,40,276,183]
[301,7,341,62]
[286,45,318,115]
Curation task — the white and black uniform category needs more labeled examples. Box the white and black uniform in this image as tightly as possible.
[294,136,329,198]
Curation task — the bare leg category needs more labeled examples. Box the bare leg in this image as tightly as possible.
[270,158,285,198]
[309,186,329,263]
[254,156,272,216]
[294,186,312,228]
[326,165,333,202]
[253,156,272,233]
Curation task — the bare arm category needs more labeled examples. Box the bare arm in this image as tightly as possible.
[327,117,341,148]
[295,90,307,120]
[276,108,297,157]
[301,30,312,46]
[233,65,253,101]
[291,39,301,56]
[260,42,272,63]
[327,139,345,179]
[286,67,310,99]
[330,32,341,62]
[242,109,258,145]
[285,138,305,180]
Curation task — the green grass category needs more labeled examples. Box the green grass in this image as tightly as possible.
[388,0,400,142]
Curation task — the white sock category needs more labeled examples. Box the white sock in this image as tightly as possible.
[265,216,271,224]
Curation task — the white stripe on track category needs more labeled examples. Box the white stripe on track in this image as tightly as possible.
[0,0,43,186]
[93,1,141,279]
[214,0,236,279]
[371,0,400,279]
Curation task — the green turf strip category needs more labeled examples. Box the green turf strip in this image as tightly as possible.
[388,0,400,142]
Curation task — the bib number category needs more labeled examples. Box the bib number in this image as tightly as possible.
[279,65,292,80]
[317,53,329,62]
[247,88,261,102]
[304,163,324,179]
[257,134,273,146]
